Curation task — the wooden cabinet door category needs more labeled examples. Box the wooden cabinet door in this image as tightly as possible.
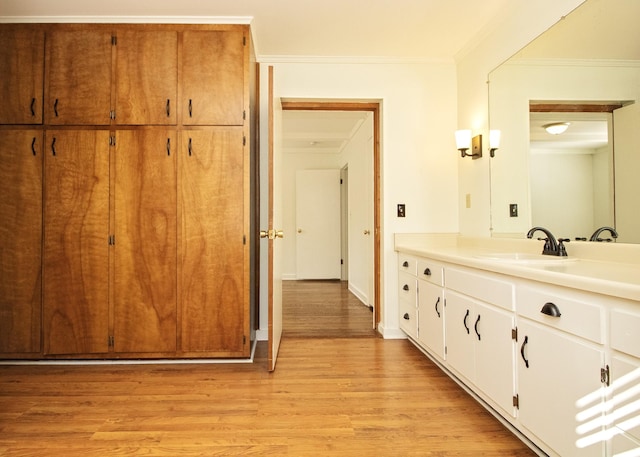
[115,30,177,125]
[181,30,245,126]
[114,130,177,353]
[0,130,43,354]
[0,27,44,124]
[43,130,110,355]
[179,128,247,355]
[46,30,112,125]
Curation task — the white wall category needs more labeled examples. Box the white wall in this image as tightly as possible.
[259,61,459,338]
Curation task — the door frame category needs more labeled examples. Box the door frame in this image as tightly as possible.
[280,100,381,328]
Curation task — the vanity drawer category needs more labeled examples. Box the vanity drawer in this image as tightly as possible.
[398,254,417,276]
[446,267,514,311]
[516,285,604,344]
[398,271,417,304]
[417,259,444,286]
[611,309,640,358]
[399,296,417,339]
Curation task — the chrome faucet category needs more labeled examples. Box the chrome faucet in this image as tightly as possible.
[589,226,618,242]
[526,226,569,256]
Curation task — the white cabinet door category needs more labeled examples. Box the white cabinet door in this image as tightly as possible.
[610,353,640,452]
[445,291,475,382]
[517,319,605,457]
[418,280,444,360]
[475,301,516,417]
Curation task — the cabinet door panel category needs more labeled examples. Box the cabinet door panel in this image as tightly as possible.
[46,30,112,125]
[444,291,475,382]
[417,280,444,360]
[179,129,246,354]
[114,130,177,353]
[182,30,245,126]
[43,130,110,355]
[0,27,44,124]
[0,131,43,353]
[116,30,177,125]
[474,302,515,417]
[517,320,604,457]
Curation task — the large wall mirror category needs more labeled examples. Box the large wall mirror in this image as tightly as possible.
[488,0,640,244]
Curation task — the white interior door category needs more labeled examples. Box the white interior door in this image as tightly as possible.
[295,169,341,279]
[613,103,640,243]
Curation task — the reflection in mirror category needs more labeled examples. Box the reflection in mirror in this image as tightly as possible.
[488,0,640,244]
[529,109,613,241]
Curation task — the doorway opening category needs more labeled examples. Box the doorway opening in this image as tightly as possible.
[281,100,381,337]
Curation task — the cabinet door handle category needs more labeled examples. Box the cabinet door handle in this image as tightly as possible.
[51,137,57,156]
[474,314,481,341]
[402,284,409,291]
[520,335,529,368]
[434,297,440,318]
[402,261,409,268]
[188,99,193,118]
[53,98,59,117]
[31,137,37,156]
[30,98,36,117]
[403,313,410,320]
[423,268,431,276]
[463,309,470,334]
[166,99,171,117]
[540,302,561,317]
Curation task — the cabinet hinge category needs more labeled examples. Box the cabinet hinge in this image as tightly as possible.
[511,327,518,341]
[108,335,114,347]
[601,365,610,386]
[513,394,519,409]
[243,36,246,46]
[243,234,246,245]
[243,110,246,120]
[112,35,117,46]
[243,335,246,345]
[243,136,246,146]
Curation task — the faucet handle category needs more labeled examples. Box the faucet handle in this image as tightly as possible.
[557,238,570,257]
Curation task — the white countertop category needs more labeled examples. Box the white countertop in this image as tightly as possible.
[395,234,640,302]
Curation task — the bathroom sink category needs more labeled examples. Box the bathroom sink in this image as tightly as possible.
[475,252,577,265]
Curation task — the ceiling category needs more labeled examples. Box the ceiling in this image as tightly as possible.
[1,0,514,60]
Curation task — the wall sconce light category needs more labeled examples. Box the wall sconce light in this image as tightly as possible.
[543,122,570,135]
[489,129,501,157]
[455,130,482,159]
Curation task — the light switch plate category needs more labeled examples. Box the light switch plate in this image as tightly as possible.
[397,204,406,217]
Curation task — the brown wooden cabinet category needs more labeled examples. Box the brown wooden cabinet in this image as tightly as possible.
[179,129,247,356]
[115,30,178,125]
[114,130,177,353]
[43,130,110,355]
[45,30,112,125]
[0,23,252,359]
[182,30,245,126]
[0,130,43,355]
[0,27,45,125]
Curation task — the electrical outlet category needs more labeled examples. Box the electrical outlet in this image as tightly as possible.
[510,203,518,217]
[397,204,406,217]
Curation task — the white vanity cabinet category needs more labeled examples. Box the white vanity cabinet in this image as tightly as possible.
[445,268,517,418]
[398,255,418,340]
[609,308,640,454]
[417,259,445,360]
[515,284,606,457]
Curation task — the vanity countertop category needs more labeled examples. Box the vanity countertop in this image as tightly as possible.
[395,234,640,303]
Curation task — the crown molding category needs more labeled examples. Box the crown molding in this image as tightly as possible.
[0,15,253,24]
[257,54,454,65]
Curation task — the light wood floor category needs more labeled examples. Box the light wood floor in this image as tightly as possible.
[0,282,537,456]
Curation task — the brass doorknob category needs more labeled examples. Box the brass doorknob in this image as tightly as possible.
[260,229,284,239]
[260,230,269,238]
[275,230,284,238]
